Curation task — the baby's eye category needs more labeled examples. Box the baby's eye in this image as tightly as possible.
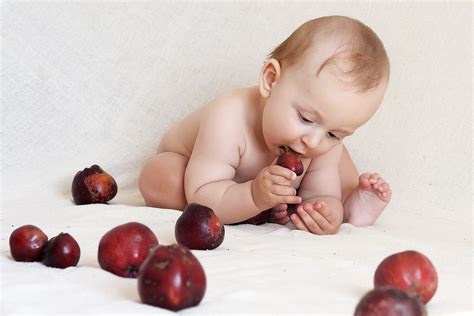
[298,113,314,124]
[328,132,340,139]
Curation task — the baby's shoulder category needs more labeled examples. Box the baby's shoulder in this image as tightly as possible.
[192,88,259,158]
[201,87,258,126]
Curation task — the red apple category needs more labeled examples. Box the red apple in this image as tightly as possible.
[354,287,427,316]
[98,222,158,278]
[175,203,224,250]
[239,209,272,225]
[9,225,48,262]
[374,250,438,304]
[71,164,118,204]
[43,233,80,268]
[138,244,206,311]
[277,147,304,176]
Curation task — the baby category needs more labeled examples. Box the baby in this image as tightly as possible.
[139,16,392,235]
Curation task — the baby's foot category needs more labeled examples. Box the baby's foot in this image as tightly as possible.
[269,204,291,225]
[343,173,392,227]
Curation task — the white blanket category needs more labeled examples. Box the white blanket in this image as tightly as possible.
[1,2,472,315]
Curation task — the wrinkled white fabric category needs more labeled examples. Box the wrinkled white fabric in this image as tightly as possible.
[1,2,471,315]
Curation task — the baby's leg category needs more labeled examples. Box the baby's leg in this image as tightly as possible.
[339,146,392,226]
[339,146,360,203]
[138,152,188,210]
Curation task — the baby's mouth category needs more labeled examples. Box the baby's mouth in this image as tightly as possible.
[279,145,302,156]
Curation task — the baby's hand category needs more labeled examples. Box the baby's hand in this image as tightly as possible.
[251,165,302,211]
[290,201,341,235]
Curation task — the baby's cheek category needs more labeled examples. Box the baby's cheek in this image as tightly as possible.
[313,141,339,157]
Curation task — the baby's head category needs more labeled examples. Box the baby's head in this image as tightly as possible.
[268,15,389,92]
[259,16,390,157]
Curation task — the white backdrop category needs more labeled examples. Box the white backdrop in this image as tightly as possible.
[1,1,472,315]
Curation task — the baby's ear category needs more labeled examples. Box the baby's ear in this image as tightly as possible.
[259,58,281,98]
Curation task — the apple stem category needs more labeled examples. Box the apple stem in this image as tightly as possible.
[279,145,289,154]
[127,264,139,278]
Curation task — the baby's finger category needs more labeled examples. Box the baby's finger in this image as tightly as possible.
[279,195,302,205]
[298,206,325,234]
[272,175,293,186]
[290,211,309,232]
[271,185,297,197]
[313,202,335,225]
[269,165,297,181]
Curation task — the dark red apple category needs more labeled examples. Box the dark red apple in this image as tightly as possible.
[71,164,118,204]
[240,209,272,225]
[98,222,158,278]
[9,225,48,262]
[138,244,206,311]
[175,203,224,250]
[277,147,304,176]
[354,287,427,316]
[43,233,80,268]
[374,250,438,304]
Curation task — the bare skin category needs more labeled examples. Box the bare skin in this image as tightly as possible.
[139,41,392,234]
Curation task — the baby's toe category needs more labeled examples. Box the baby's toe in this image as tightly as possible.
[368,173,380,184]
[274,212,287,220]
[273,204,288,212]
[374,177,385,192]
[381,188,392,201]
[359,173,372,189]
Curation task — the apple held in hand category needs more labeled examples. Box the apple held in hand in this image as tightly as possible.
[9,225,48,262]
[354,287,427,316]
[175,203,225,250]
[242,147,304,226]
[98,222,159,278]
[242,147,303,226]
[277,146,304,176]
[71,165,118,204]
[138,244,206,311]
[43,233,81,268]
[374,250,438,304]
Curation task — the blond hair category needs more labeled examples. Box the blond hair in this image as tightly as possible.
[269,16,390,92]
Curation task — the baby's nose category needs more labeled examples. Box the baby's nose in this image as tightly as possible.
[301,131,324,149]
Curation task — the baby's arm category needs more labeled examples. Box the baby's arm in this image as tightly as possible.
[184,105,299,224]
[292,144,344,234]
